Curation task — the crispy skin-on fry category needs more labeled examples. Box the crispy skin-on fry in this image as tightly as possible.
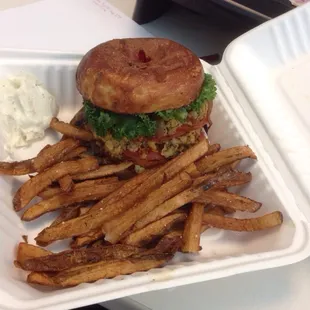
[79,207,90,216]
[35,142,211,245]
[194,191,262,212]
[70,108,85,126]
[196,146,256,174]
[33,139,80,172]
[0,159,35,175]
[135,170,239,230]
[70,169,158,247]
[136,187,203,231]
[206,144,221,155]
[50,117,94,141]
[58,175,74,192]
[181,203,204,253]
[71,229,104,248]
[162,206,226,238]
[103,172,192,244]
[13,157,98,211]
[60,108,85,141]
[123,213,187,247]
[72,162,133,181]
[230,160,241,170]
[21,244,145,272]
[50,205,82,227]
[147,231,183,254]
[15,243,51,268]
[200,206,226,233]
[213,171,252,189]
[62,146,87,161]
[89,168,156,213]
[35,169,158,245]
[27,272,55,286]
[39,177,118,200]
[27,254,171,287]
[184,163,200,178]
[202,211,283,231]
[164,139,208,181]
[22,182,123,221]
[90,239,111,248]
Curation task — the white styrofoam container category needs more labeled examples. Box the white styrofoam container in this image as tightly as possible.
[0,4,310,310]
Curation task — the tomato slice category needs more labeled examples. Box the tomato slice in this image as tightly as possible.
[124,150,167,167]
[152,113,210,142]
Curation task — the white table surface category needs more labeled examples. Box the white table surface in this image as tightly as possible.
[0,1,309,310]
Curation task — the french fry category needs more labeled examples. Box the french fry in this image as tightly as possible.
[181,203,205,253]
[194,191,262,212]
[27,254,171,287]
[58,175,74,192]
[146,231,183,254]
[69,107,85,126]
[27,272,55,286]
[72,162,133,181]
[0,159,35,175]
[160,206,226,239]
[60,108,85,141]
[22,182,124,221]
[134,170,239,230]
[200,206,226,233]
[122,213,187,247]
[70,169,159,247]
[33,139,80,172]
[136,187,203,231]
[50,117,94,141]
[206,143,221,155]
[213,171,252,189]
[184,163,200,178]
[13,157,99,211]
[164,139,208,181]
[89,239,110,248]
[79,207,90,216]
[72,171,192,246]
[21,244,145,272]
[62,146,88,161]
[196,146,256,174]
[89,168,157,213]
[50,205,82,227]
[70,229,103,248]
[14,243,51,268]
[103,172,193,244]
[202,211,283,231]
[35,168,159,245]
[230,160,241,170]
[38,177,118,200]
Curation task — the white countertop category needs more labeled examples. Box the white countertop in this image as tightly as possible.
[0,1,309,309]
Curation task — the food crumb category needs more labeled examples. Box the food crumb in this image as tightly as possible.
[22,235,28,243]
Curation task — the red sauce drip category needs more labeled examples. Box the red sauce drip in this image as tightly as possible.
[138,49,151,63]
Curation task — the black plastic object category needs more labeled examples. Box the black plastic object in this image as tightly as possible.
[133,0,294,25]
[73,305,108,310]
[133,0,172,24]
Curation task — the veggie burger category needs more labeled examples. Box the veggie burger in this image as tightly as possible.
[76,38,216,167]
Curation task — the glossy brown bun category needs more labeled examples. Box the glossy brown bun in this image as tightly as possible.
[76,38,204,114]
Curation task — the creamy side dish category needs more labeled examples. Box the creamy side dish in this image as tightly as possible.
[0,73,58,151]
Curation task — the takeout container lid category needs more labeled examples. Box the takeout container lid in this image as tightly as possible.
[215,3,310,224]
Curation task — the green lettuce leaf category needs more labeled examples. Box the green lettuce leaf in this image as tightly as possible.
[84,73,216,140]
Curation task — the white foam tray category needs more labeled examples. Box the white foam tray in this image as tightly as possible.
[0,4,310,310]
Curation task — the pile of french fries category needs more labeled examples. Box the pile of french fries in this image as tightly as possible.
[0,112,283,288]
